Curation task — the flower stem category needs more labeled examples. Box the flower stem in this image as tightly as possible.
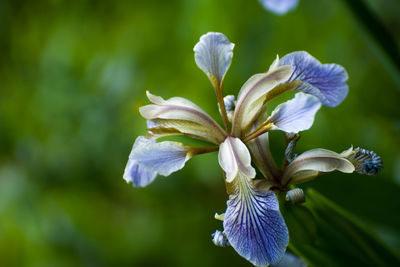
[216,86,231,132]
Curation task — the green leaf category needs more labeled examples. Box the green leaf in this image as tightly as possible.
[281,189,400,267]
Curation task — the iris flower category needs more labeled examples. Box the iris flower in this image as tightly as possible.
[123,32,382,266]
[258,0,299,15]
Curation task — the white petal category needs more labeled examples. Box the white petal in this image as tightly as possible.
[194,32,234,89]
[140,92,226,144]
[269,92,321,133]
[268,55,280,72]
[282,148,355,185]
[218,137,256,183]
[232,65,293,136]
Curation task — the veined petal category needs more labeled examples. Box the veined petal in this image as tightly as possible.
[218,137,256,183]
[140,91,226,144]
[282,148,355,185]
[269,92,321,133]
[258,0,299,15]
[279,51,349,107]
[147,119,225,144]
[224,177,289,266]
[232,66,293,136]
[123,136,157,187]
[131,140,193,176]
[194,32,234,89]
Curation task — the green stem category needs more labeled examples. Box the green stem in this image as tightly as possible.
[216,86,231,132]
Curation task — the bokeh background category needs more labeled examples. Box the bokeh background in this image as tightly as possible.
[1,0,399,266]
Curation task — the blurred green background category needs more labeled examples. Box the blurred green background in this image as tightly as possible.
[0,0,399,266]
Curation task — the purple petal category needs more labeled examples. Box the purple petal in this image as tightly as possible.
[123,136,157,187]
[224,178,288,266]
[279,51,349,107]
[258,0,299,15]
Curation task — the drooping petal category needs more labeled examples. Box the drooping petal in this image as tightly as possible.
[279,51,349,107]
[232,66,293,136]
[140,91,226,144]
[131,140,193,176]
[258,0,299,15]
[218,137,256,183]
[194,32,235,90]
[269,92,321,133]
[224,177,289,266]
[123,136,157,187]
[282,148,355,185]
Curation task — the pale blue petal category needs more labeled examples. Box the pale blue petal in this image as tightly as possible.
[194,32,234,88]
[279,51,349,107]
[259,0,298,15]
[269,92,321,133]
[131,141,191,176]
[123,136,157,187]
[224,178,288,266]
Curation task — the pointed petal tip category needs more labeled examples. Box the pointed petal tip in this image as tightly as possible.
[268,54,281,72]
